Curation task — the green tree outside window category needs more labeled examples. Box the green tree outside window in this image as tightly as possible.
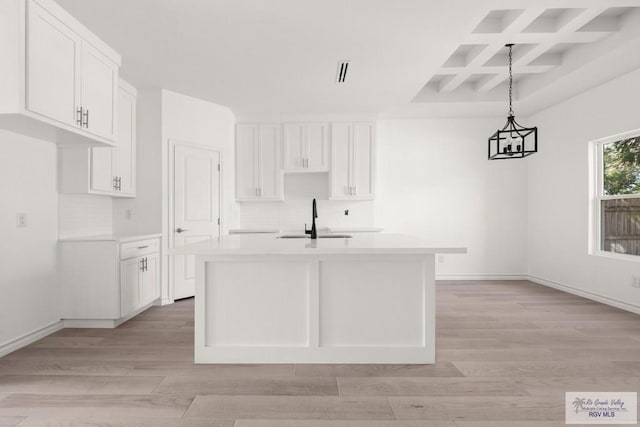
[604,137,640,195]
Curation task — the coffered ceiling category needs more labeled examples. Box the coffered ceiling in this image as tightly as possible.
[55,0,640,117]
[409,3,640,117]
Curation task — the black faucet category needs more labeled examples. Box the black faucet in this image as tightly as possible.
[305,199,318,239]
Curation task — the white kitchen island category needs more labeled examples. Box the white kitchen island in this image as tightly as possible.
[176,233,465,364]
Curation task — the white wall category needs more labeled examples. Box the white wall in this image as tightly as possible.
[0,130,60,348]
[113,89,163,236]
[160,89,237,233]
[114,89,235,303]
[527,68,640,311]
[375,118,529,278]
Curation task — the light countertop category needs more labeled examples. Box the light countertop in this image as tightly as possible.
[229,226,384,234]
[58,233,162,243]
[171,233,466,256]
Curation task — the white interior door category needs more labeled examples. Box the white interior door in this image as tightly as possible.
[172,144,221,300]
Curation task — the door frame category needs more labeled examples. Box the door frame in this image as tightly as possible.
[167,139,223,301]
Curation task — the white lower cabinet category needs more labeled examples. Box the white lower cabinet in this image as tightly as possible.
[120,257,141,317]
[120,251,159,317]
[59,236,161,326]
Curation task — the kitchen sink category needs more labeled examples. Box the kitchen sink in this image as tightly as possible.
[278,234,352,239]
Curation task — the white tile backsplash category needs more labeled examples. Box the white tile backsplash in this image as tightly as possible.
[238,174,375,231]
[59,194,113,238]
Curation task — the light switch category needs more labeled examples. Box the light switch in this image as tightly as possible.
[16,213,27,228]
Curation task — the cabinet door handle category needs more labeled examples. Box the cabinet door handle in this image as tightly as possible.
[117,177,122,191]
[82,109,89,128]
[137,245,149,249]
[76,107,83,126]
[140,257,145,272]
[113,176,118,190]
[175,228,189,233]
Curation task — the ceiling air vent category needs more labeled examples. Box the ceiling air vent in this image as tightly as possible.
[336,61,350,83]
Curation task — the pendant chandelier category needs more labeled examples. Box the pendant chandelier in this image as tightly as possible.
[488,44,538,160]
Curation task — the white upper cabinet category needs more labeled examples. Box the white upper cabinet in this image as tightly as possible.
[59,79,137,197]
[235,123,283,201]
[113,82,136,195]
[283,123,329,172]
[0,0,121,146]
[79,41,117,140]
[26,0,80,128]
[283,123,305,171]
[330,122,375,200]
[90,145,114,192]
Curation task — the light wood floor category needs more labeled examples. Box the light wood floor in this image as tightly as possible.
[1,280,639,426]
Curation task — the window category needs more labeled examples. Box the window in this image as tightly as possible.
[591,130,640,258]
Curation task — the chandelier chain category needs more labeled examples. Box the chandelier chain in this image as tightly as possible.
[508,44,514,117]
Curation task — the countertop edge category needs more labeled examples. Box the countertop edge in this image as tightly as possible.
[58,233,162,243]
[173,248,467,256]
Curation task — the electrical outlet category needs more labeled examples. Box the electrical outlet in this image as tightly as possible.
[125,209,133,220]
[632,276,640,289]
[16,213,27,228]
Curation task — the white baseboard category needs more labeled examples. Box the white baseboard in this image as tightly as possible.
[528,275,640,315]
[0,320,64,358]
[62,319,118,328]
[62,303,154,329]
[436,274,528,281]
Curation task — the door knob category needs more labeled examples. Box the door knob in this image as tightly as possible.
[175,227,189,233]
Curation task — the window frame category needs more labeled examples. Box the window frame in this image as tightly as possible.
[589,128,640,262]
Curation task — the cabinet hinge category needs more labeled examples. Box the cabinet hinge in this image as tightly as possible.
[217,218,220,225]
[217,164,220,172]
